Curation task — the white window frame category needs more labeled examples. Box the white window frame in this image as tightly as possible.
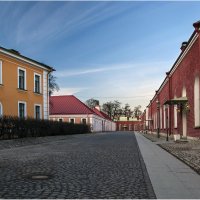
[163,105,166,129]
[34,73,42,93]
[69,118,75,123]
[0,60,2,84]
[160,106,162,129]
[174,105,178,128]
[194,76,200,127]
[0,102,3,116]
[34,104,42,119]
[58,118,63,122]
[18,101,27,118]
[81,118,87,124]
[18,67,27,90]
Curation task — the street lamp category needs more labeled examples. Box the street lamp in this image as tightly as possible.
[156,99,160,138]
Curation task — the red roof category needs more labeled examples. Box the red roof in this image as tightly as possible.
[50,95,94,115]
[92,108,112,121]
[50,95,114,122]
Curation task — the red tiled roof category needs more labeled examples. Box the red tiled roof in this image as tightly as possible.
[100,111,112,121]
[92,108,112,121]
[50,95,94,115]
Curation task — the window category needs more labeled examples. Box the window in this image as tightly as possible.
[0,60,2,84]
[58,118,63,122]
[160,107,162,129]
[194,76,200,127]
[69,118,75,124]
[18,101,26,118]
[119,124,121,131]
[174,95,178,128]
[34,73,41,93]
[0,102,3,116]
[18,68,26,90]
[35,105,41,120]
[163,105,166,129]
[81,118,87,124]
[174,105,178,128]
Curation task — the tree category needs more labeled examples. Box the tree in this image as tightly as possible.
[49,73,59,96]
[102,100,122,120]
[133,105,142,118]
[122,103,133,117]
[85,98,99,108]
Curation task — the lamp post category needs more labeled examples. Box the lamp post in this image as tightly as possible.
[156,99,160,138]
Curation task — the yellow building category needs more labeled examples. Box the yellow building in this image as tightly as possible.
[0,47,54,119]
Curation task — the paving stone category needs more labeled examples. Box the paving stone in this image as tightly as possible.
[143,133,200,175]
[0,132,155,199]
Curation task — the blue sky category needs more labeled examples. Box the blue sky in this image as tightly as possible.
[1,1,200,110]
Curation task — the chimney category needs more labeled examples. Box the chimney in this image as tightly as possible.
[95,105,101,111]
[193,20,200,32]
[180,42,187,51]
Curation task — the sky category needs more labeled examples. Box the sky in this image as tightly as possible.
[0,1,200,111]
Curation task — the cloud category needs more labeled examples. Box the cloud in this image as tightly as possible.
[15,2,130,46]
[55,63,135,77]
[52,87,88,96]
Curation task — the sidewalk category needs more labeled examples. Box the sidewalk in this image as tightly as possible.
[135,132,200,199]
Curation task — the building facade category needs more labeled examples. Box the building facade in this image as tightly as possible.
[144,20,200,139]
[116,116,142,131]
[49,95,116,132]
[0,47,53,119]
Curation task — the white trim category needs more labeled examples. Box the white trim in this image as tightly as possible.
[43,71,48,119]
[69,118,75,123]
[34,104,42,119]
[194,76,200,127]
[50,114,93,118]
[18,101,27,118]
[171,33,198,75]
[81,118,87,124]
[160,107,162,129]
[0,60,2,84]
[151,33,198,98]
[34,72,42,94]
[0,102,3,116]
[18,67,27,90]
[0,48,52,71]
[58,118,63,122]
[163,105,166,129]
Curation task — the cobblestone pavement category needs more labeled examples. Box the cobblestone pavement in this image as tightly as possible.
[0,132,155,199]
[142,133,200,175]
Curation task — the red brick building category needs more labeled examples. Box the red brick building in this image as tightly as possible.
[144,20,200,139]
[115,117,142,131]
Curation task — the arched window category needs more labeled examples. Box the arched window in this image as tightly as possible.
[194,76,200,126]
[174,95,178,128]
[182,86,186,97]
[0,102,3,116]
[163,105,166,129]
[160,106,162,129]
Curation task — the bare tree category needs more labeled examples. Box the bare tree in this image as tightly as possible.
[49,73,59,96]
[102,100,122,120]
[85,98,99,108]
[133,105,142,118]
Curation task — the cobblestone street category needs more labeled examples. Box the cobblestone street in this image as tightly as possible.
[0,132,155,199]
